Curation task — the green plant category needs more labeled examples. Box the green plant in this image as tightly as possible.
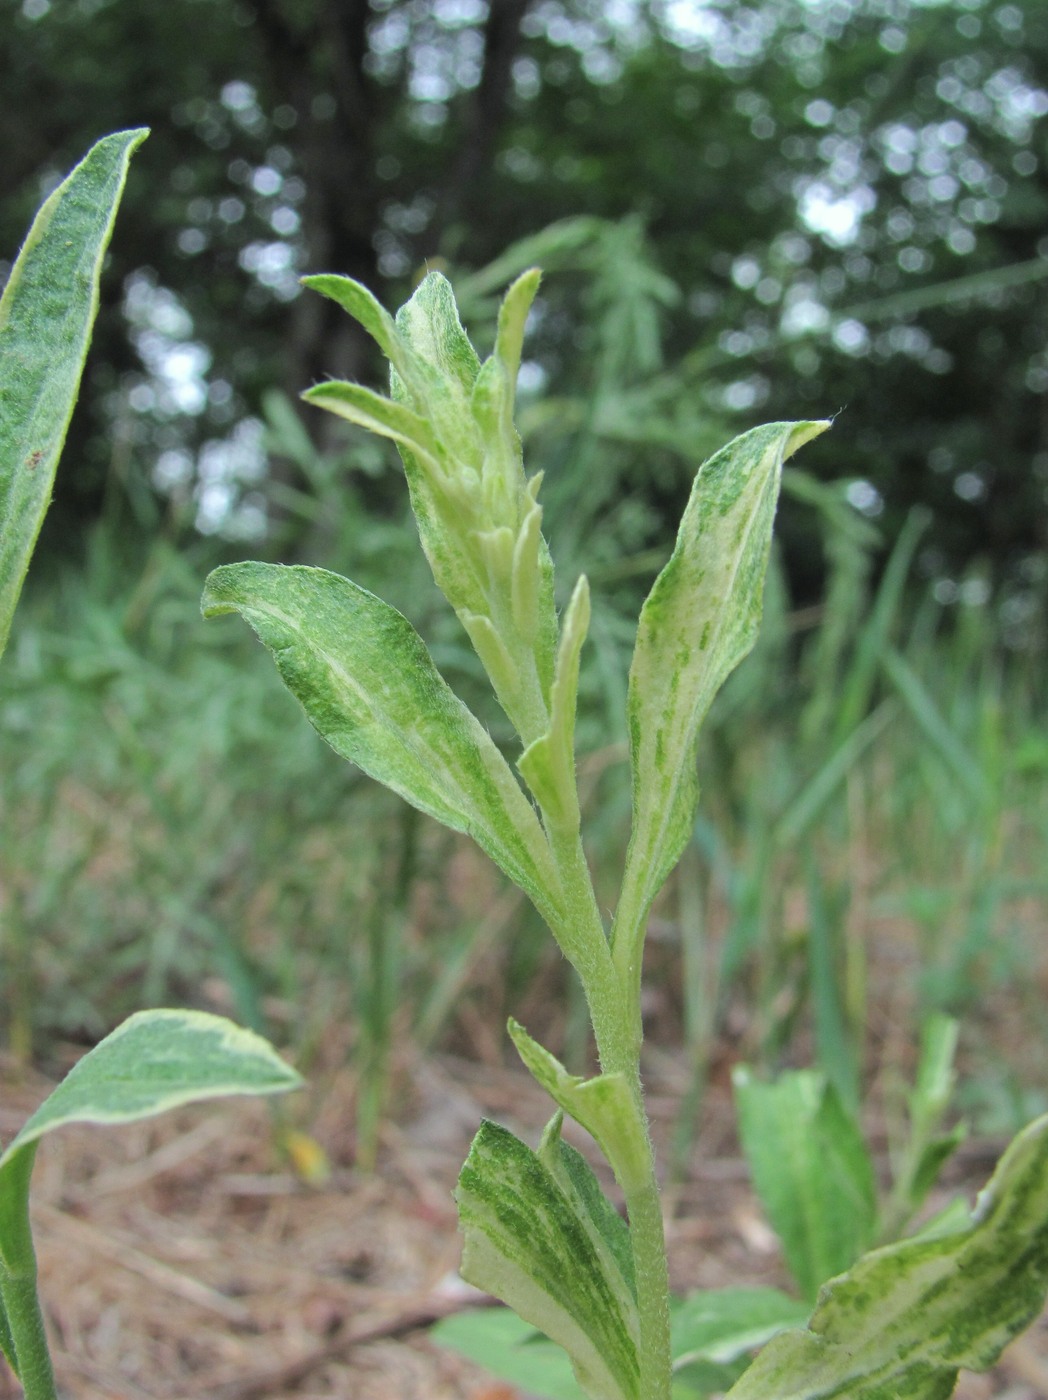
[203,264,1048,1400]
[0,132,300,1399]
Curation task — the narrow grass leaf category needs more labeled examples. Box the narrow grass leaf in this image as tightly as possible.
[201,562,563,930]
[615,421,828,973]
[831,506,929,745]
[0,128,147,659]
[774,702,895,848]
[725,1113,1048,1400]
[456,1118,639,1400]
[882,646,986,804]
[733,1067,876,1301]
[805,856,859,1112]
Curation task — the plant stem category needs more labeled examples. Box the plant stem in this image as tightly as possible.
[620,1153,673,1400]
[0,1151,57,1400]
[548,823,673,1400]
[0,1273,58,1400]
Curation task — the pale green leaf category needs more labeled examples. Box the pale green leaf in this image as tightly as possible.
[725,1113,1048,1400]
[614,422,829,974]
[496,268,542,386]
[432,1307,588,1400]
[456,1118,639,1400]
[671,1288,811,1369]
[733,1067,876,1301]
[0,1010,299,1272]
[0,1010,300,1171]
[508,1019,649,1193]
[300,381,440,465]
[299,274,407,378]
[395,270,481,400]
[0,127,147,660]
[304,270,559,742]
[201,562,563,930]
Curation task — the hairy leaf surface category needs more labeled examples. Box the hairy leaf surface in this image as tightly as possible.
[615,421,828,970]
[0,128,147,659]
[508,1019,648,1192]
[201,562,562,927]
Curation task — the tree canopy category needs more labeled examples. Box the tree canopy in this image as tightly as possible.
[3,0,1047,600]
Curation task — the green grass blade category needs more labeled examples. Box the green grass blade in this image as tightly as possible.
[881,646,986,804]
[831,506,929,745]
[0,128,147,660]
[805,856,860,1114]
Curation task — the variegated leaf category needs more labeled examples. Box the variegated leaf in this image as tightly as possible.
[201,562,563,931]
[726,1112,1048,1400]
[0,128,147,661]
[614,421,829,977]
[456,1117,639,1400]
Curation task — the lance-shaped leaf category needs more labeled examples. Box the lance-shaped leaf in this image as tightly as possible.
[0,1009,299,1270]
[725,1112,1048,1400]
[301,273,410,383]
[201,562,564,932]
[300,381,442,469]
[508,1019,649,1194]
[733,1068,876,1301]
[456,1116,639,1400]
[613,421,829,977]
[0,127,147,661]
[0,1010,300,1182]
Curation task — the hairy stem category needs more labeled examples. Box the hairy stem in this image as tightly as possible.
[621,1149,673,1400]
[548,825,672,1400]
[0,1154,57,1400]
[0,1273,58,1400]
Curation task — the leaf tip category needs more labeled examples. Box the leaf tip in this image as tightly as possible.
[784,419,833,461]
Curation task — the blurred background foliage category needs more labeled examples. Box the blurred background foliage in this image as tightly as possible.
[2,0,1048,1154]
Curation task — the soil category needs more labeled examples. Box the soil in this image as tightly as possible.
[2,1039,1047,1400]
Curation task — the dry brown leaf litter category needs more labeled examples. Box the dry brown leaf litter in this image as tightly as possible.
[1,1046,1046,1400]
